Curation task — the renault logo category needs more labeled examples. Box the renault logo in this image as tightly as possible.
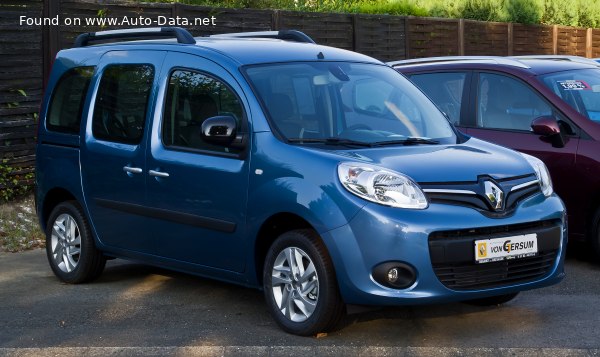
[484,181,504,211]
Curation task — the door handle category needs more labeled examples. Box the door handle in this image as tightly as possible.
[123,166,143,174]
[149,169,170,178]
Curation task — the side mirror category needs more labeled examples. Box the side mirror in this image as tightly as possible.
[201,115,238,146]
[531,116,565,148]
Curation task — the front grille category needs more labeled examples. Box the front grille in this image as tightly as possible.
[429,220,562,291]
[421,174,540,217]
[433,251,558,290]
[429,220,557,240]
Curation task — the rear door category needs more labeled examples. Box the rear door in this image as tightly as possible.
[144,52,250,272]
[81,50,165,253]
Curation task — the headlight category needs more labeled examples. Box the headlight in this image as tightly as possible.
[337,162,428,209]
[520,153,553,197]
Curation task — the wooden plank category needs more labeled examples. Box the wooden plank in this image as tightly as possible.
[279,11,353,50]
[2,155,35,165]
[464,21,509,56]
[407,17,460,58]
[354,14,405,61]
[0,143,35,153]
[0,131,36,141]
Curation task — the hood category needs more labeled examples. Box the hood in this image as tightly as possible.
[331,137,534,183]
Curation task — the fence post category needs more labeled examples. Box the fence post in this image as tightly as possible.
[552,25,558,54]
[458,19,464,56]
[42,0,60,90]
[352,14,359,52]
[404,16,411,59]
[172,2,180,18]
[586,28,593,58]
[272,9,280,30]
[507,22,513,56]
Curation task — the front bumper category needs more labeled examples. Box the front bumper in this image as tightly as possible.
[321,192,566,305]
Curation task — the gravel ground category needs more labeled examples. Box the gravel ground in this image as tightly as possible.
[0,195,44,252]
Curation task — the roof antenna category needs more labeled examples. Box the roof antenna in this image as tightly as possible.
[317,52,325,60]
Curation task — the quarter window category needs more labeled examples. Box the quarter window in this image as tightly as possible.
[476,73,552,131]
[47,67,94,133]
[92,65,154,144]
[162,69,244,154]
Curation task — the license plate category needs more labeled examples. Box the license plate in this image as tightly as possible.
[474,234,538,264]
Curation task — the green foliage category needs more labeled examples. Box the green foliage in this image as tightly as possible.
[542,0,579,27]
[139,0,600,27]
[343,0,429,16]
[461,0,506,22]
[0,160,35,202]
[420,0,465,19]
[97,8,108,29]
[578,0,600,28]
[5,89,27,109]
[506,0,543,24]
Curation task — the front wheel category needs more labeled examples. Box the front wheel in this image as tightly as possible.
[45,201,106,284]
[463,292,519,306]
[263,229,345,336]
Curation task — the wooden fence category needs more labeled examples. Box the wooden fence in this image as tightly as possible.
[0,0,42,196]
[2,0,600,197]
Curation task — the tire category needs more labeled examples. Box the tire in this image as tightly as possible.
[463,292,519,306]
[590,208,600,260]
[45,201,106,284]
[263,229,345,336]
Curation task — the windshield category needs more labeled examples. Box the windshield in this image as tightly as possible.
[539,68,600,122]
[245,62,456,145]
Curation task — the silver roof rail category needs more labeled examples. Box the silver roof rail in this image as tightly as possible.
[74,27,196,47]
[510,55,600,67]
[388,56,531,69]
[209,30,315,44]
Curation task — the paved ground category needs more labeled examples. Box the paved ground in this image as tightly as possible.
[1,244,599,356]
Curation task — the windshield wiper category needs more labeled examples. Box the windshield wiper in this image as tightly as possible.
[287,137,373,147]
[371,137,439,146]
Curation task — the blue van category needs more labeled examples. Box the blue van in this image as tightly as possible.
[36,27,566,336]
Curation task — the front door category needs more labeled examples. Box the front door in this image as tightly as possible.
[145,52,250,272]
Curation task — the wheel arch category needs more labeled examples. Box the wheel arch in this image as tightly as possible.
[39,187,79,231]
[253,212,316,287]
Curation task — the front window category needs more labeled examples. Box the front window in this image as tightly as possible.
[162,69,244,154]
[476,73,552,130]
[539,69,600,122]
[245,62,456,146]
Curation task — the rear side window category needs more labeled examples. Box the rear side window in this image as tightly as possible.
[46,67,94,133]
[92,64,154,144]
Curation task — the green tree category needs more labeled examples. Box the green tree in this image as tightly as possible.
[506,0,543,24]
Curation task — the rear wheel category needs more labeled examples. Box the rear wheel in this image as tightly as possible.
[463,292,519,306]
[263,229,345,336]
[45,201,106,283]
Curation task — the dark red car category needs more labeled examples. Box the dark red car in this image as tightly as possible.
[393,56,600,258]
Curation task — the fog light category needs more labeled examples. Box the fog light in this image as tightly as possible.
[387,268,399,284]
[372,262,416,289]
